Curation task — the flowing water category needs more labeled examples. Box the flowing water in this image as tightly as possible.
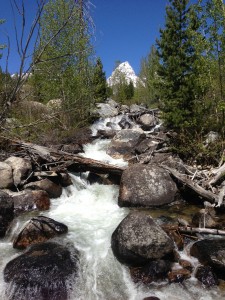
[0,118,225,299]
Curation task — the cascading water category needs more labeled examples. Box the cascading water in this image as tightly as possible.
[0,116,225,299]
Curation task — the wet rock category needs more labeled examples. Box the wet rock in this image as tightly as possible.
[107,129,146,159]
[168,268,191,283]
[118,164,178,207]
[138,114,157,130]
[0,191,14,237]
[195,265,219,287]
[179,259,193,272]
[11,190,50,214]
[24,178,62,198]
[58,171,72,187]
[98,129,117,139]
[130,260,171,285]
[4,242,79,300]
[111,211,174,267]
[0,162,13,189]
[190,239,225,279]
[192,208,217,228]
[5,156,32,187]
[135,139,159,154]
[13,216,68,249]
[166,229,184,251]
[118,116,132,129]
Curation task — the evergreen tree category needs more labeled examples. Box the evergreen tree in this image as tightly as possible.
[157,0,206,130]
[92,57,107,102]
[136,45,160,106]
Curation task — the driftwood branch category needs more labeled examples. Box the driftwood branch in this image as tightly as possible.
[163,166,219,204]
[209,163,225,186]
[162,224,225,236]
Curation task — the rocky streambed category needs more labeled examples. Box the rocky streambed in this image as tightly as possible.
[0,99,225,299]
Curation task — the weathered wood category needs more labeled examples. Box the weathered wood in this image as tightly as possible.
[10,139,126,176]
[163,166,219,204]
[209,163,225,186]
[162,224,225,236]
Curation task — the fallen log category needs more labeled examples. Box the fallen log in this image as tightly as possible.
[163,166,219,204]
[162,224,225,236]
[209,163,225,186]
[8,139,126,176]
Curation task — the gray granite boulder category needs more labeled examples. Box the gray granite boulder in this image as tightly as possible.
[111,211,174,267]
[107,129,146,159]
[0,162,13,189]
[5,156,32,187]
[119,164,178,207]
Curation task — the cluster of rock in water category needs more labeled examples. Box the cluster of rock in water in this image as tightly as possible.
[1,99,225,299]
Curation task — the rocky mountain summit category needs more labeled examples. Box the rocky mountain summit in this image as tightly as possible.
[107,61,140,87]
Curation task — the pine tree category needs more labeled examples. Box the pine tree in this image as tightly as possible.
[157,0,206,130]
[136,45,160,106]
[92,57,107,103]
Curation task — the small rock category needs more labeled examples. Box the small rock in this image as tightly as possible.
[195,265,218,287]
[11,190,50,214]
[168,268,191,283]
[13,216,68,249]
[24,178,62,198]
[130,260,171,285]
[179,259,193,272]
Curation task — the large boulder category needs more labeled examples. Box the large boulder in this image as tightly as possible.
[0,162,13,189]
[107,129,146,159]
[119,164,178,207]
[94,103,119,118]
[13,216,68,249]
[4,242,79,300]
[10,189,50,214]
[5,156,32,187]
[111,212,175,267]
[0,191,14,237]
[24,178,62,198]
[190,239,225,280]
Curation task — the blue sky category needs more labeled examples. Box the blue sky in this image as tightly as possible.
[0,0,168,78]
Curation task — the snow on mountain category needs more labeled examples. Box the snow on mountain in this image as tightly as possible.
[107,61,139,87]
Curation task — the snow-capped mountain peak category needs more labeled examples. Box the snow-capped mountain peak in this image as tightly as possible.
[107,61,139,87]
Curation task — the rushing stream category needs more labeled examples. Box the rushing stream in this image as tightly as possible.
[0,117,225,299]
